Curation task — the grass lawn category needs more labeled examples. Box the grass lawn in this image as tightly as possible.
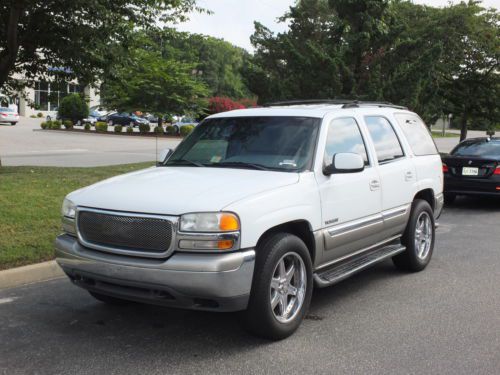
[431,131,459,138]
[0,163,152,270]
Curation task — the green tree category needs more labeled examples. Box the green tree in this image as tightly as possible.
[58,93,89,123]
[0,0,199,93]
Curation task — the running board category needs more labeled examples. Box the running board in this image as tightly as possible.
[313,243,406,287]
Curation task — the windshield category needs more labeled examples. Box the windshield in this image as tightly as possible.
[452,140,500,158]
[166,116,320,172]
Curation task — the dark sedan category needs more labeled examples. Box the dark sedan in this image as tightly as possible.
[442,137,500,203]
[106,112,149,127]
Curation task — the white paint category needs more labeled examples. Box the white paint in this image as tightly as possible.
[0,297,18,304]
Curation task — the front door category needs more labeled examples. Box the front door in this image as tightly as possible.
[317,117,383,265]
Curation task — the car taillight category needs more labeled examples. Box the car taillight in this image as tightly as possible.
[442,163,449,173]
[494,166,500,175]
[0,113,7,117]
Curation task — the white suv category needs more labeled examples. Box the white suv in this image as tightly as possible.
[56,100,443,340]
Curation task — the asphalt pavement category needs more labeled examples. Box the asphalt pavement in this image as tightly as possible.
[1,197,499,375]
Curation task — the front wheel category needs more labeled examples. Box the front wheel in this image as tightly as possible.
[241,233,313,340]
[393,199,435,272]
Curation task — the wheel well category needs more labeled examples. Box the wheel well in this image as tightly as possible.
[413,189,435,210]
[256,220,316,263]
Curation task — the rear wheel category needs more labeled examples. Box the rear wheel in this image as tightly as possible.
[393,199,435,272]
[241,232,313,340]
[10,122,16,126]
[89,291,130,305]
[444,193,456,205]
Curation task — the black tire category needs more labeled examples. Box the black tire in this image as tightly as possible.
[11,122,16,126]
[240,232,313,340]
[89,291,130,305]
[444,193,456,205]
[392,199,435,272]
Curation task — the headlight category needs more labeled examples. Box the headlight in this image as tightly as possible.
[61,198,76,218]
[180,212,240,232]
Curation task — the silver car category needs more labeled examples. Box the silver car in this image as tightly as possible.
[0,107,19,125]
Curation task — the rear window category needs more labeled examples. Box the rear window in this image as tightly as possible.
[394,113,437,156]
[0,107,13,112]
[452,140,500,158]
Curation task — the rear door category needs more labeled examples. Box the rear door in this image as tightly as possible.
[363,115,416,239]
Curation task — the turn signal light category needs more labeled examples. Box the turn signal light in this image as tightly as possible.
[442,163,449,173]
[494,167,500,175]
[217,240,234,250]
[219,213,240,231]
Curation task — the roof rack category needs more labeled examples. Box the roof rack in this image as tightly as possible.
[263,99,407,110]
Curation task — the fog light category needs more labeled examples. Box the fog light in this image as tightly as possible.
[178,239,234,250]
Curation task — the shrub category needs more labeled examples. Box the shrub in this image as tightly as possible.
[208,97,245,114]
[58,93,89,123]
[126,126,134,133]
[95,122,108,133]
[37,112,43,118]
[84,123,91,131]
[63,120,73,130]
[30,115,37,118]
[180,125,195,136]
[165,126,176,135]
[40,121,48,129]
[44,120,53,129]
[138,123,151,134]
[237,98,258,108]
[114,125,123,133]
[50,120,62,130]
[154,125,164,134]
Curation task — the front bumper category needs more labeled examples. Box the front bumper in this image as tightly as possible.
[55,234,255,312]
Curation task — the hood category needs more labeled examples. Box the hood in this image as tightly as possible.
[68,166,299,215]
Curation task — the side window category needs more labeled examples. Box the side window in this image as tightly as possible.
[324,117,369,166]
[365,116,404,163]
[394,113,438,156]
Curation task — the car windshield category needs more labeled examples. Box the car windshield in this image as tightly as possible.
[0,107,13,112]
[452,139,500,158]
[166,116,320,172]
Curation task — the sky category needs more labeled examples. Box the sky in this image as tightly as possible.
[176,0,500,51]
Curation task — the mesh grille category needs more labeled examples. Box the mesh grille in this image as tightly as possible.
[78,210,173,254]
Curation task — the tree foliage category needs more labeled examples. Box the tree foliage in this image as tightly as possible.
[58,93,89,122]
[244,0,499,134]
[0,0,199,93]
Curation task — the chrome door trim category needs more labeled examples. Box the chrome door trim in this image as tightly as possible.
[381,204,410,221]
[315,235,401,271]
[327,213,383,238]
[75,207,178,259]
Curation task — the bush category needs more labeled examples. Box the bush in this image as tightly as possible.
[138,123,151,134]
[37,112,43,118]
[165,126,176,135]
[180,125,195,136]
[50,120,62,130]
[208,97,245,114]
[58,93,89,123]
[114,125,123,133]
[126,126,134,133]
[40,121,48,129]
[84,123,91,131]
[154,125,164,134]
[63,120,73,130]
[44,120,52,129]
[95,122,108,133]
[30,115,37,118]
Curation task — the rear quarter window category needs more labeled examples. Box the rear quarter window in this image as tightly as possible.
[394,113,438,156]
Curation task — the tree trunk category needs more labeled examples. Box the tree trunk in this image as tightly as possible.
[0,2,23,89]
[460,112,468,142]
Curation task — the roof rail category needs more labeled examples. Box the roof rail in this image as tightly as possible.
[263,99,407,110]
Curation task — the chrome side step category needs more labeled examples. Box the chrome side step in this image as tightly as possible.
[313,243,406,288]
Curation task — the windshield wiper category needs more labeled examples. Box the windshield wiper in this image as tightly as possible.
[167,159,204,167]
[214,161,271,171]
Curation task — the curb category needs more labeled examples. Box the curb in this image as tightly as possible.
[0,260,65,290]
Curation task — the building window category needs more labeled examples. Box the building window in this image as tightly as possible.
[34,81,84,111]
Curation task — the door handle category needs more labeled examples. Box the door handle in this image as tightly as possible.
[369,179,380,190]
[405,171,413,181]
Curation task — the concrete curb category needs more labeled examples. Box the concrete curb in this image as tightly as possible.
[0,260,64,290]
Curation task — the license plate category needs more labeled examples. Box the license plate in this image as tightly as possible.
[462,167,478,176]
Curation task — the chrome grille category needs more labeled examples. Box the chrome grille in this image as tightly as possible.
[77,209,174,257]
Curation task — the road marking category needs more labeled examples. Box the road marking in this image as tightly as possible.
[0,297,18,304]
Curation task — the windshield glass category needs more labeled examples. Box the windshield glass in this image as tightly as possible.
[452,139,500,158]
[166,116,320,172]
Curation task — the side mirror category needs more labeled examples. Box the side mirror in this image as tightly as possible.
[157,148,173,166]
[324,153,365,175]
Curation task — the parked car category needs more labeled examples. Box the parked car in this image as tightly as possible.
[89,106,108,117]
[106,112,149,127]
[80,110,100,126]
[0,107,19,125]
[171,117,198,134]
[56,100,443,340]
[96,111,115,122]
[45,108,59,121]
[442,137,500,203]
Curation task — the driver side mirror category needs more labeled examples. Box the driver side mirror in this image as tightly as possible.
[157,148,173,166]
[323,153,365,175]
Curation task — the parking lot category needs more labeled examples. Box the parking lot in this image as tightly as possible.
[1,197,499,375]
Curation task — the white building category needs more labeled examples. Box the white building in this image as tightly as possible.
[0,72,100,117]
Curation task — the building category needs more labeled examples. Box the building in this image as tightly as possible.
[0,72,100,117]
